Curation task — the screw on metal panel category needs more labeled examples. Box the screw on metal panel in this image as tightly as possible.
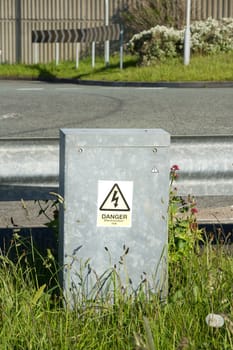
[151,167,159,174]
[78,147,84,153]
[152,148,158,153]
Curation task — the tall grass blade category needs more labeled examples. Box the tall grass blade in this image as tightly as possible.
[31,283,46,306]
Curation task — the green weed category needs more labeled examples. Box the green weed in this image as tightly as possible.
[0,238,232,349]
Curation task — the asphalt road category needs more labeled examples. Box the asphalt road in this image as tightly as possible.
[1,80,233,137]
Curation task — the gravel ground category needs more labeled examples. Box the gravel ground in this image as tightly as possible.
[0,201,56,228]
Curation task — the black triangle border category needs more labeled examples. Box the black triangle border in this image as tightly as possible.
[99,183,130,212]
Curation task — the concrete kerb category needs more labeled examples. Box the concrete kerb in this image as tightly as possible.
[1,76,233,88]
[75,80,233,88]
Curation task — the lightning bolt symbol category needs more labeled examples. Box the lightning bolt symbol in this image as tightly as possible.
[111,190,119,208]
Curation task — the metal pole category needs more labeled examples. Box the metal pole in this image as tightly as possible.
[120,28,124,69]
[34,44,39,64]
[92,42,96,68]
[184,0,191,65]
[105,0,110,66]
[55,43,59,65]
[76,43,80,69]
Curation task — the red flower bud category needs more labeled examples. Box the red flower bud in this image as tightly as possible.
[191,207,198,214]
[171,164,180,171]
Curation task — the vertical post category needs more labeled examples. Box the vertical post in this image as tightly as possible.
[184,0,191,65]
[92,42,95,68]
[76,43,80,69]
[34,44,39,64]
[15,0,22,63]
[55,43,59,65]
[105,0,110,66]
[120,28,124,70]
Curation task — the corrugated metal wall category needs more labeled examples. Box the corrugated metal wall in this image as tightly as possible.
[0,0,15,63]
[192,0,233,19]
[0,0,232,64]
[21,0,112,64]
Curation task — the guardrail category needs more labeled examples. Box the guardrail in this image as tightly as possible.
[0,135,233,201]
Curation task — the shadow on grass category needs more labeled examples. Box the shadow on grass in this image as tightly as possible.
[0,227,60,297]
[27,64,58,81]
[75,57,138,80]
[26,56,139,81]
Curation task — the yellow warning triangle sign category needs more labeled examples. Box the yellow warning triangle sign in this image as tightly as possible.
[99,183,130,212]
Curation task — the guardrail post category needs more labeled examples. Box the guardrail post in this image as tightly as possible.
[76,43,80,69]
[92,41,95,68]
[55,43,59,65]
[33,43,39,64]
[59,128,170,306]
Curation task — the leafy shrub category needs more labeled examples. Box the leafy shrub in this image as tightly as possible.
[128,25,183,65]
[120,0,185,40]
[128,17,233,65]
[191,17,233,54]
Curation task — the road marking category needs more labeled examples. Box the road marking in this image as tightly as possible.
[0,113,21,120]
[55,87,82,91]
[16,88,44,91]
[136,87,166,90]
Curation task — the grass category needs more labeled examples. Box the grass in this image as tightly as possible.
[0,51,233,82]
[0,232,232,349]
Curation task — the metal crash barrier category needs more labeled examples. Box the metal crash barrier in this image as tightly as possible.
[0,135,233,201]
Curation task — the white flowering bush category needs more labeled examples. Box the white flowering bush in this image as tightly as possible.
[128,17,233,65]
[128,25,184,65]
[191,17,233,54]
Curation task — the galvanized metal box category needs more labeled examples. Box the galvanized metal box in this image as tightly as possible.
[59,129,170,305]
